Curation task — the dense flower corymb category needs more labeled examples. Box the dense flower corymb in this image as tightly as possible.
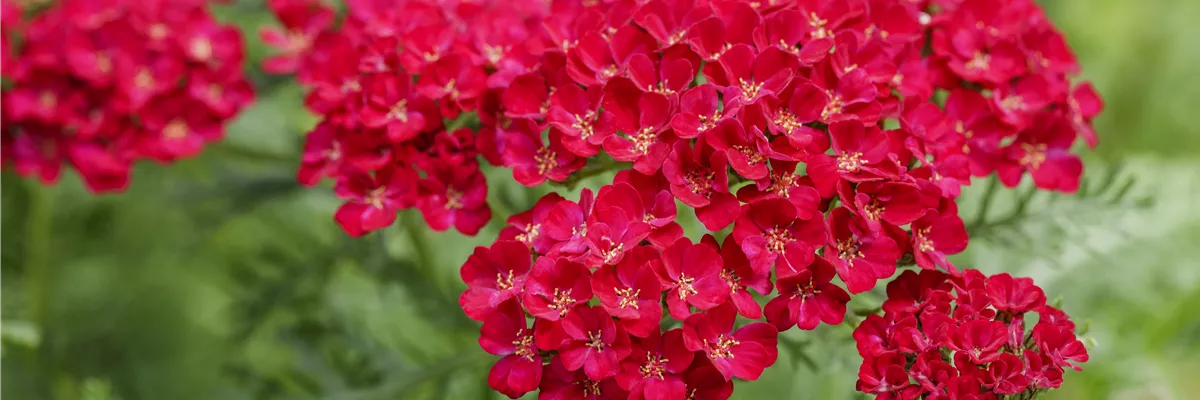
[853,269,1088,399]
[1,0,254,193]
[262,0,1104,398]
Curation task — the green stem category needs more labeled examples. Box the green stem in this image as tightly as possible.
[401,211,434,271]
[24,182,55,336]
[557,156,629,190]
[973,177,1000,225]
[23,181,58,398]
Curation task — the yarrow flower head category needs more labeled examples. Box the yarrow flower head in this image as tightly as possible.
[263,0,1104,398]
[853,269,1089,399]
[1,0,254,193]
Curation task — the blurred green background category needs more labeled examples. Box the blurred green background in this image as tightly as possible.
[3,0,1199,399]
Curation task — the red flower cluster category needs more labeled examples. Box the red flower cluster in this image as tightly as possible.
[0,0,254,193]
[266,0,1101,398]
[262,0,572,236]
[466,229,778,399]
[853,269,1088,399]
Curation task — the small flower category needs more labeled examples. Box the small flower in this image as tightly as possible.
[524,256,593,322]
[558,305,633,381]
[732,197,825,277]
[655,238,727,320]
[332,167,418,237]
[823,207,901,294]
[539,356,629,400]
[661,140,741,231]
[502,120,586,186]
[615,328,694,400]
[480,300,543,399]
[591,246,666,338]
[984,273,1046,314]
[682,303,779,381]
[907,206,974,272]
[459,240,533,321]
[417,162,492,235]
[764,257,850,330]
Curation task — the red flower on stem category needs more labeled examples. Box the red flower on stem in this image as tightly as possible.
[682,303,778,381]
[765,257,850,331]
[591,246,666,338]
[616,328,695,400]
[459,240,533,321]
[558,305,633,381]
[480,300,542,399]
[655,238,726,320]
[332,167,418,237]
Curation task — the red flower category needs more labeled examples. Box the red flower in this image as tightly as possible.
[682,303,778,381]
[806,121,898,197]
[670,84,732,140]
[765,257,850,330]
[187,69,255,119]
[1023,349,1064,389]
[259,0,334,74]
[985,273,1046,314]
[177,16,245,67]
[615,328,695,400]
[481,300,543,399]
[566,28,655,87]
[909,209,967,273]
[996,114,1083,193]
[610,171,685,249]
[706,119,773,180]
[417,162,491,235]
[732,197,825,277]
[459,240,533,321]
[547,83,615,157]
[1033,323,1088,371]
[911,351,958,394]
[540,356,629,400]
[1068,82,1103,148]
[524,256,593,322]
[824,207,901,294]
[592,246,665,338]
[943,89,1012,176]
[840,180,937,231]
[627,51,695,98]
[633,0,708,49]
[332,167,418,237]
[753,8,830,65]
[503,120,586,186]
[655,238,726,320]
[500,193,566,254]
[715,235,772,319]
[949,320,1008,364]
[416,54,487,117]
[736,160,820,208]
[990,74,1058,129]
[585,201,652,267]
[881,270,955,317]
[661,140,740,231]
[856,351,920,399]
[602,78,674,174]
[542,189,595,256]
[681,359,734,400]
[980,353,1029,395]
[139,93,224,161]
[360,72,428,143]
[789,64,881,126]
[935,32,1025,85]
[713,44,794,107]
[559,305,632,381]
[793,0,864,52]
